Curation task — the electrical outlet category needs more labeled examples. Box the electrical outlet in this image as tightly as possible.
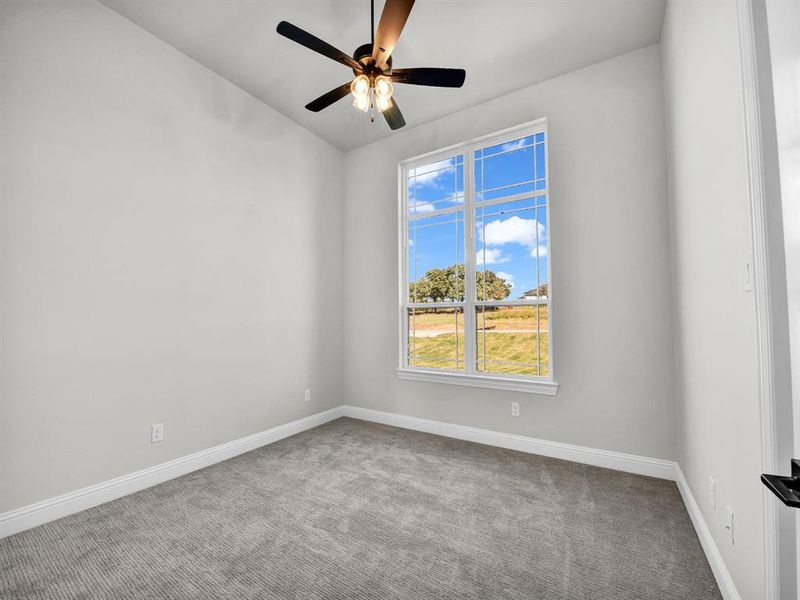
[708,477,716,510]
[725,506,735,545]
[151,423,164,444]
[304,389,311,402]
[511,402,520,417]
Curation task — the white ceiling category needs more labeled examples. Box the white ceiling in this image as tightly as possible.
[100,0,666,151]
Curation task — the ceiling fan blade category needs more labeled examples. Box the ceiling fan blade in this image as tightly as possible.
[382,97,406,130]
[305,82,353,112]
[391,68,466,88]
[277,21,361,71]
[372,0,415,69]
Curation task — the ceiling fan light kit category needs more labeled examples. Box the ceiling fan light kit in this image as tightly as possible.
[350,74,393,117]
[276,0,466,130]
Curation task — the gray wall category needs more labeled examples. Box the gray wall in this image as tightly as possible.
[661,1,764,597]
[342,45,677,461]
[0,10,777,598]
[0,1,344,512]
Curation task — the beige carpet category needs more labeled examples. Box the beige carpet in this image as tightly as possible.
[0,417,721,599]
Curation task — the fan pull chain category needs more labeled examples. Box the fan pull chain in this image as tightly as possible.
[370,90,375,123]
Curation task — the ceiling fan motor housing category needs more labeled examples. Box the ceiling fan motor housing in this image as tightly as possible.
[353,43,392,76]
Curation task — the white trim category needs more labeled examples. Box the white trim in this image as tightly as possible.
[397,368,559,395]
[0,402,739,600]
[405,299,549,310]
[737,2,779,599]
[397,161,406,374]
[406,204,462,221]
[675,467,742,600]
[475,298,549,308]
[474,189,548,210]
[399,117,549,167]
[464,137,477,374]
[341,405,673,478]
[0,406,344,539]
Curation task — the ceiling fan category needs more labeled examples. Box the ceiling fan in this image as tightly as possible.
[276,0,466,130]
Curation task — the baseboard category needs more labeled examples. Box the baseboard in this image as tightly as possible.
[1,402,740,600]
[675,467,741,600]
[342,405,740,597]
[0,406,344,539]
[341,405,677,480]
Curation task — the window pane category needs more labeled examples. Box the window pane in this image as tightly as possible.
[479,135,534,159]
[474,136,536,201]
[475,198,546,302]
[408,307,464,370]
[535,138,546,184]
[477,181,537,203]
[408,211,465,303]
[408,156,464,215]
[475,305,549,376]
[535,204,548,295]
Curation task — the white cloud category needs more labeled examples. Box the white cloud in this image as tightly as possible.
[501,138,527,152]
[482,216,545,250]
[495,271,515,288]
[411,158,458,189]
[530,244,548,258]
[409,192,461,213]
[413,170,443,187]
[476,247,510,265]
[411,201,435,213]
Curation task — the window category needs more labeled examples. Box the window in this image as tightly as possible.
[399,120,557,395]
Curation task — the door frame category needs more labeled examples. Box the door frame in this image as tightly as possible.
[737,1,798,598]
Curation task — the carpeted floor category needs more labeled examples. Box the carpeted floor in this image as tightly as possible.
[1,417,721,599]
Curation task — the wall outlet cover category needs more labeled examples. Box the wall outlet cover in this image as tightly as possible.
[151,423,164,444]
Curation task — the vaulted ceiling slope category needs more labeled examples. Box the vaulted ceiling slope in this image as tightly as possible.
[100,0,666,151]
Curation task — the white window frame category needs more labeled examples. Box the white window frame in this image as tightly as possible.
[397,118,558,395]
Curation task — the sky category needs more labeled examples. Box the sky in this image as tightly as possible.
[408,133,548,301]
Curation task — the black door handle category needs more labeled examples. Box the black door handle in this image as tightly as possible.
[762,459,800,507]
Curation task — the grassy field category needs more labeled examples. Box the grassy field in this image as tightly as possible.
[407,305,549,376]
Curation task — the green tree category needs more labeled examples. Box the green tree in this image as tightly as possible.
[479,269,513,301]
[410,264,511,302]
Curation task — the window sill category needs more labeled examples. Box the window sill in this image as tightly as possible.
[396,369,559,395]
